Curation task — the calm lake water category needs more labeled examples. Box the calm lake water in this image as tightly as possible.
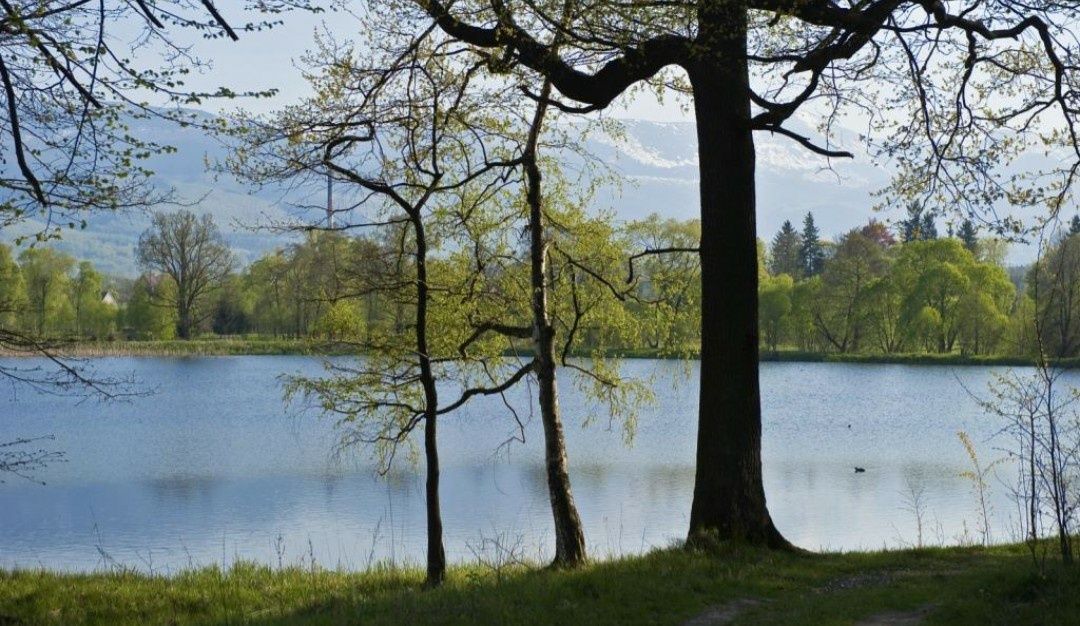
[0,357,1046,572]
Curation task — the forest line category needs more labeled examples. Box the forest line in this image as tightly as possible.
[6,204,1080,362]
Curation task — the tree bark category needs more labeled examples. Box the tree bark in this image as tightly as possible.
[526,85,588,567]
[177,309,192,339]
[177,283,192,340]
[422,409,445,584]
[685,2,790,549]
[413,214,446,586]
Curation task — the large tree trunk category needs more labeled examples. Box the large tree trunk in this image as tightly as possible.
[685,2,789,549]
[176,282,194,340]
[177,304,192,340]
[526,87,588,567]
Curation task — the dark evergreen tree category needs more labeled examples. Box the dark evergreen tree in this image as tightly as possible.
[798,212,825,276]
[899,202,922,242]
[899,201,938,242]
[769,220,802,277]
[921,212,939,240]
[958,219,979,252]
[1070,215,1080,236]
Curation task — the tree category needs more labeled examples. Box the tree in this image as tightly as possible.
[136,211,234,339]
[860,220,897,248]
[899,201,938,243]
[413,0,1080,547]
[798,212,825,277]
[210,276,252,336]
[513,95,651,568]
[811,230,887,353]
[1029,234,1080,358]
[863,274,907,354]
[976,238,1010,267]
[521,83,591,566]
[894,239,1012,354]
[759,274,793,352]
[626,215,701,353]
[231,17,663,574]
[769,220,801,278]
[18,247,74,336]
[244,252,291,336]
[239,235,388,339]
[978,241,1080,567]
[787,279,820,351]
[313,300,364,342]
[1070,216,1080,237]
[957,291,1008,355]
[124,274,176,340]
[1006,295,1039,357]
[0,244,26,329]
[70,262,114,339]
[232,32,540,586]
[957,220,979,253]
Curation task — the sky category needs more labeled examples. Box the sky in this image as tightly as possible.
[130,4,1055,265]
[167,6,695,122]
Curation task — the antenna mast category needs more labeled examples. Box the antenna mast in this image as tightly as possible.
[326,171,334,229]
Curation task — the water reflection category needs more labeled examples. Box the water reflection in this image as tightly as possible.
[148,475,218,502]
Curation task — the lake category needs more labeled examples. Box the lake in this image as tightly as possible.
[0,357,1041,572]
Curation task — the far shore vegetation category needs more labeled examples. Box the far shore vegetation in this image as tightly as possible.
[11,338,1080,370]
[6,206,1080,369]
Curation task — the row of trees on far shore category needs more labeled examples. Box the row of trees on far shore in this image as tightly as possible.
[11,204,1080,361]
[760,204,1018,356]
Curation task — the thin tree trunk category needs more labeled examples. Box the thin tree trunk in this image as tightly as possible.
[526,81,587,567]
[413,214,446,586]
[36,284,46,335]
[422,408,445,583]
[685,2,789,548]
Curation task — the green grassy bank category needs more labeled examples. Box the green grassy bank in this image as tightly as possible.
[1,542,1076,625]
[757,350,1080,368]
[0,338,347,358]
[4,338,1078,368]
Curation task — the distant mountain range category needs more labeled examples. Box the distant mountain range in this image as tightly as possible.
[2,111,897,277]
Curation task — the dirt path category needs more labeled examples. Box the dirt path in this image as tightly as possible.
[681,569,941,625]
[853,605,936,625]
[682,600,936,626]
[681,599,765,625]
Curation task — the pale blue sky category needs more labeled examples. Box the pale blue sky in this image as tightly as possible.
[169,7,692,121]
[148,5,1050,264]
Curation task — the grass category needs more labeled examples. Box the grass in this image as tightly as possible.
[756,350,1080,368]
[4,338,1079,369]
[1,541,1077,625]
[0,338,348,357]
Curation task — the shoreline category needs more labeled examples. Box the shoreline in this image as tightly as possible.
[0,339,1075,368]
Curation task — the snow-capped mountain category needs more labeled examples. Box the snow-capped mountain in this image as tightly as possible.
[585,119,887,234]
